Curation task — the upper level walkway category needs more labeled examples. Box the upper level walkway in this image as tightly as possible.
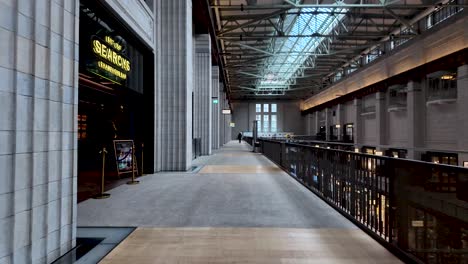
[78,141,401,263]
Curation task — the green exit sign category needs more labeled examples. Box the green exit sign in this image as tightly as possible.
[212,99,219,104]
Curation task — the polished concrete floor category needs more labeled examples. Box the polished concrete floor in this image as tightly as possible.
[78,141,401,263]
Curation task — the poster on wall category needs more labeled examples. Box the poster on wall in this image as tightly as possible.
[113,140,138,175]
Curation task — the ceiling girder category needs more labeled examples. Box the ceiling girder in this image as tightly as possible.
[217,9,289,36]
[210,0,463,100]
[213,2,465,10]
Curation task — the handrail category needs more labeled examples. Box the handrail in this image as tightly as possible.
[284,140,468,170]
[258,138,468,264]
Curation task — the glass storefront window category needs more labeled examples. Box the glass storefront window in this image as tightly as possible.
[407,205,468,264]
[345,123,354,142]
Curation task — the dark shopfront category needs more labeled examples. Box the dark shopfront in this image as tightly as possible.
[78,1,154,202]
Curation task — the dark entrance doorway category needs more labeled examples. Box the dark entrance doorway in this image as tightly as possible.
[78,1,154,202]
[78,77,149,202]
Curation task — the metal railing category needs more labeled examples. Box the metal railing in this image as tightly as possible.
[259,139,468,264]
[427,86,457,102]
[362,105,376,114]
[388,93,407,110]
[244,136,253,146]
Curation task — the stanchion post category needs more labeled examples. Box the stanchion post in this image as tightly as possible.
[94,147,111,199]
[141,143,145,176]
[127,143,140,185]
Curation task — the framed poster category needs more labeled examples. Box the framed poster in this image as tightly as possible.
[113,140,138,176]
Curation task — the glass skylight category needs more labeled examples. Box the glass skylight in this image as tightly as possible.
[256,7,347,93]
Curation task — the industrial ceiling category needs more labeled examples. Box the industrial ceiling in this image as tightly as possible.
[209,0,466,100]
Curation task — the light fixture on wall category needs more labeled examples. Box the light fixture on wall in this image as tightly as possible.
[440,74,455,80]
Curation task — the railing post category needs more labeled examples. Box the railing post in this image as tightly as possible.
[387,158,398,246]
[280,142,285,167]
[350,153,356,217]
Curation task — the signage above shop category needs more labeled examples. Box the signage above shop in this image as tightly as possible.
[411,220,424,227]
[90,35,131,84]
[79,3,146,94]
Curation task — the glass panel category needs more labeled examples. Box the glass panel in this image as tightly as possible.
[263,115,269,132]
[256,115,262,133]
[256,7,347,92]
[271,104,277,113]
[449,157,457,165]
[271,115,277,132]
[263,104,269,113]
[256,104,261,112]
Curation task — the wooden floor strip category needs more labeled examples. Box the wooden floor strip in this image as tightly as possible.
[100,228,402,264]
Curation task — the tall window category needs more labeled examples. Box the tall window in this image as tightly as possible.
[271,115,277,133]
[256,104,261,112]
[256,115,262,132]
[256,103,277,133]
[271,103,277,113]
[263,115,269,132]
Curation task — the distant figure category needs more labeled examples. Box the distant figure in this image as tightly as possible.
[237,132,242,143]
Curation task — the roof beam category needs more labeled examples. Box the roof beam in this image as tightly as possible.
[221,12,396,21]
[219,33,414,40]
[224,41,274,56]
[217,9,289,36]
[213,2,465,9]
[384,8,419,34]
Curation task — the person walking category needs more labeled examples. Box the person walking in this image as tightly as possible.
[237,132,242,143]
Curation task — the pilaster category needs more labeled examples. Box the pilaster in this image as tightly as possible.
[457,64,468,166]
[194,34,212,156]
[353,98,362,149]
[375,92,387,151]
[407,81,425,160]
[211,67,220,150]
[156,0,193,170]
[325,108,332,141]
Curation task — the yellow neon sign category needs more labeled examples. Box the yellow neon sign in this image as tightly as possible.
[92,38,130,72]
[97,61,127,79]
[105,36,122,51]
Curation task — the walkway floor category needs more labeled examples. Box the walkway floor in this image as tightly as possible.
[78,141,401,263]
